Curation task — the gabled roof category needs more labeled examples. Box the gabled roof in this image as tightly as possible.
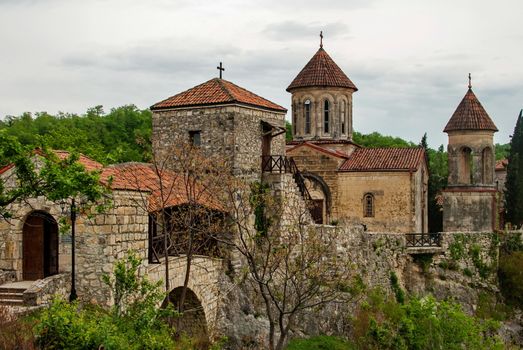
[287,141,350,159]
[151,78,287,112]
[287,48,357,92]
[444,88,498,132]
[100,162,222,212]
[339,147,425,172]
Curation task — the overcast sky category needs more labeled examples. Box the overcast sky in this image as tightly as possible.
[1,0,522,148]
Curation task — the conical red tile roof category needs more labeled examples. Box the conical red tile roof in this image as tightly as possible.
[151,78,286,112]
[287,48,357,92]
[444,88,498,132]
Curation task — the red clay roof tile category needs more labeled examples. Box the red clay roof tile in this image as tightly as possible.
[151,78,286,112]
[100,162,222,212]
[496,159,508,171]
[287,48,357,92]
[339,147,425,172]
[444,88,498,132]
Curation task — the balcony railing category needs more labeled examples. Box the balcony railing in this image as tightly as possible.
[405,233,442,248]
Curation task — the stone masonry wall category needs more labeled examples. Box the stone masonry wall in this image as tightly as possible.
[75,189,149,305]
[152,105,286,178]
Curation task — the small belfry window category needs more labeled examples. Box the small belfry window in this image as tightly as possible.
[324,100,330,133]
[189,130,201,146]
[292,103,297,135]
[363,193,374,217]
[304,100,311,134]
[341,101,346,134]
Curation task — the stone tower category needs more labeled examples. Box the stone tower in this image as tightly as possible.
[287,39,358,142]
[150,78,287,179]
[442,78,498,232]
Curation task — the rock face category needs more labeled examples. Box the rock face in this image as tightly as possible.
[215,229,515,349]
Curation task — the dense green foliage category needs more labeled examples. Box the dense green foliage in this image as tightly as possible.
[351,290,502,350]
[353,131,416,148]
[498,232,523,309]
[0,105,152,165]
[287,336,353,350]
[0,131,108,220]
[32,253,178,350]
[505,110,523,227]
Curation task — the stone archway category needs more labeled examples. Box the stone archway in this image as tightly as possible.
[166,286,209,346]
[302,172,332,224]
[22,211,59,280]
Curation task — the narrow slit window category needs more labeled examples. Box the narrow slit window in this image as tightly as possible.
[324,100,330,133]
[304,100,311,134]
[341,101,346,134]
[364,193,374,217]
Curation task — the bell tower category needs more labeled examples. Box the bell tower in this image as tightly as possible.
[287,33,358,142]
[442,75,498,232]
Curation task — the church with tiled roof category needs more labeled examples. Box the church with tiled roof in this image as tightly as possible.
[286,38,428,232]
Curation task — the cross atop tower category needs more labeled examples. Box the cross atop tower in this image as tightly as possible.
[468,73,472,89]
[217,62,225,79]
[320,31,323,48]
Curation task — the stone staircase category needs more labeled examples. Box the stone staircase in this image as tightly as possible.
[0,282,31,307]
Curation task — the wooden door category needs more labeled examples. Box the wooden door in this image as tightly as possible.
[23,214,44,280]
[23,212,58,280]
[311,199,324,224]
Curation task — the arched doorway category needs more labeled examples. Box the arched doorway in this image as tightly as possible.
[302,173,332,224]
[22,211,59,280]
[165,286,209,347]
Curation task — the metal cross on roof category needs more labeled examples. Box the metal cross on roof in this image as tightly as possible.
[468,73,472,89]
[320,31,323,48]
[217,62,225,79]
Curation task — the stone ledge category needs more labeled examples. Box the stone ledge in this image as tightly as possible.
[406,246,444,255]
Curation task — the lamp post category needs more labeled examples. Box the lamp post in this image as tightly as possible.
[69,198,77,301]
[61,198,77,301]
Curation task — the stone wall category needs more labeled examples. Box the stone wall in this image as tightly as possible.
[337,170,422,233]
[75,189,149,305]
[442,189,496,232]
[23,273,70,306]
[152,105,286,178]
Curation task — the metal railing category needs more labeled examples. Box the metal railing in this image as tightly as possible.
[261,155,312,202]
[405,233,442,248]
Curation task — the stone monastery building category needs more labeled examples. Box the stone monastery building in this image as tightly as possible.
[0,37,500,341]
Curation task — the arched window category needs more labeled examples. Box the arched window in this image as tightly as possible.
[459,147,473,184]
[324,100,330,133]
[304,100,311,134]
[482,147,493,184]
[363,193,374,217]
[341,101,346,134]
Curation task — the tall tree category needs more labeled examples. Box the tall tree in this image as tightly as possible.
[419,133,447,232]
[505,110,523,227]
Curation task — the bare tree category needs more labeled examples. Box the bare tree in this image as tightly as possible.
[223,178,360,350]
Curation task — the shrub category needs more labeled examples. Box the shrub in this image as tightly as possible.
[33,252,178,350]
[498,251,523,308]
[287,335,354,350]
[350,290,503,350]
[0,305,36,350]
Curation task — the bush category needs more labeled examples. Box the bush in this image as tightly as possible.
[0,305,36,350]
[350,290,503,350]
[498,251,523,308]
[287,335,354,350]
[33,252,178,350]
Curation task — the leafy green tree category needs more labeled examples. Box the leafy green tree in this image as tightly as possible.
[504,110,523,227]
[353,131,416,148]
[0,132,108,220]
